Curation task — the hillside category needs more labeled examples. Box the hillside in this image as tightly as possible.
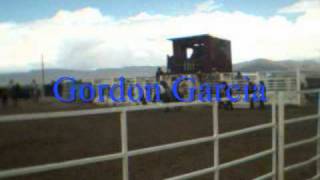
[233,59,320,72]
[1,59,319,86]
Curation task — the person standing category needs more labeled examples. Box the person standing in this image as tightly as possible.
[0,88,8,108]
[222,81,233,110]
[156,67,164,82]
[235,71,243,80]
[259,81,266,109]
[248,81,255,109]
[9,80,20,107]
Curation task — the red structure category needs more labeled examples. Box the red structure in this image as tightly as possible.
[167,34,232,73]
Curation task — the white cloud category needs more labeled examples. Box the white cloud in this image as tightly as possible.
[195,0,222,13]
[0,4,319,72]
[278,0,320,14]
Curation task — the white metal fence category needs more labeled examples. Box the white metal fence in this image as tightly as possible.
[77,70,304,106]
[0,89,319,179]
[277,89,320,180]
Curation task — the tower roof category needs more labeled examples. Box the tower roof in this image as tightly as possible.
[168,34,229,42]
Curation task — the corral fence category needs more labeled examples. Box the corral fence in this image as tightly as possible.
[0,89,320,179]
[277,89,320,180]
[80,69,309,106]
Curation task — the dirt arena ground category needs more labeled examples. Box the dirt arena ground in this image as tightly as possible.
[0,99,318,180]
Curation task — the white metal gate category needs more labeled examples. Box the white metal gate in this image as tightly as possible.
[0,89,319,179]
[277,89,320,180]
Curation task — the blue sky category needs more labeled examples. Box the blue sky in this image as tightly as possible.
[0,0,298,22]
[0,0,319,72]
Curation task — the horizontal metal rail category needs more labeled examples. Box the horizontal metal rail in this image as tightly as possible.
[253,172,275,180]
[219,123,274,140]
[275,88,320,95]
[0,152,123,179]
[284,155,320,172]
[128,135,216,157]
[0,121,273,179]
[0,136,218,179]
[285,135,320,150]
[285,114,320,125]
[165,149,274,180]
[308,173,320,180]
[219,149,274,170]
[0,122,274,179]
[295,88,320,94]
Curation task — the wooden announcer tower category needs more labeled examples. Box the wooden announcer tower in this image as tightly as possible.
[167,34,232,74]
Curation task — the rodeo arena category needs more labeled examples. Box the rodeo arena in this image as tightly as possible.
[1,34,320,180]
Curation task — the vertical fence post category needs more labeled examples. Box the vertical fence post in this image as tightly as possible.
[278,92,285,180]
[219,73,224,82]
[296,68,301,105]
[256,72,260,84]
[213,101,219,180]
[272,93,277,180]
[121,111,129,180]
[317,92,320,175]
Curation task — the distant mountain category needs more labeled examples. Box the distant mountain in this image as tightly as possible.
[0,59,319,86]
[233,58,320,72]
[0,66,159,86]
[233,59,287,72]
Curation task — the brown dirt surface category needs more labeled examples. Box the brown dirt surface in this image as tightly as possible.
[0,99,318,180]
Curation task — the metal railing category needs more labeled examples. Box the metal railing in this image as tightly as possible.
[0,101,212,179]
[277,89,320,180]
[1,89,320,179]
[166,97,277,180]
[0,99,276,180]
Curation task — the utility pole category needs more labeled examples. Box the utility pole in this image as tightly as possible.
[41,54,45,99]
